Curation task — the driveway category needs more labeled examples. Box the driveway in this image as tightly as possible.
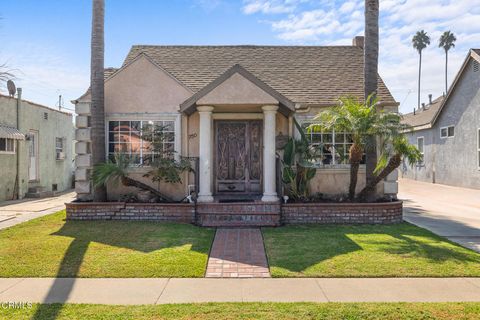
[0,191,75,230]
[399,178,480,252]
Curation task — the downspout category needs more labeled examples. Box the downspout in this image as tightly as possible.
[14,88,22,199]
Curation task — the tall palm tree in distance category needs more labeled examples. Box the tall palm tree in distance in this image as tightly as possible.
[439,31,456,95]
[412,30,430,109]
[364,0,379,201]
[90,0,106,201]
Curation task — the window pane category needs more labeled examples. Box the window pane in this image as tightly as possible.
[0,138,5,151]
[118,132,130,143]
[311,133,322,143]
[109,121,120,131]
[335,133,345,143]
[323,134,333,143]
[119,121,130,131]
[7,139,14,152]
[441,128,447,137]
[417,138,424,152]
[448,126,454,137]
[131,121,141,132]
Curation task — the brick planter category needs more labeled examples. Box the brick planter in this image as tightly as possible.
[65,202,195,223]
[281,201,403,224]
[66,200,402,225]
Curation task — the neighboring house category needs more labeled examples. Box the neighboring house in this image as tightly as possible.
[402,49,480,189]
[0,92,74,201]
[73,37,399,202]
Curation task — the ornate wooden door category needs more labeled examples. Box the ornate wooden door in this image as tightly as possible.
[215,120,262,195]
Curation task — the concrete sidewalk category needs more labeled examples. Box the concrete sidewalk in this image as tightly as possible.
[0,191,75,230]
[1,278,480,304]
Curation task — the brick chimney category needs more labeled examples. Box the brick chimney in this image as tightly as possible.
[352,36,364,49]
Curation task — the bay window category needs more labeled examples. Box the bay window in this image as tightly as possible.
[108,120,175,165]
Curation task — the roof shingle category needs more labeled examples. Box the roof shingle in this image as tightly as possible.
[402,96,444,128]
[123,45,397,106]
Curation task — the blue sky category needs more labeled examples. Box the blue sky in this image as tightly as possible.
[0,0,479,114]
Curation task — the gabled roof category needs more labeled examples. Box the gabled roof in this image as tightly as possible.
[402,96,444,129]
[402,49,480,131]
[123,45,397,107]
[180,64,295,115]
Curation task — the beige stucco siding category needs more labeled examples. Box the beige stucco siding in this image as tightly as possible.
[197,73,278,106]
[79,55,192,114]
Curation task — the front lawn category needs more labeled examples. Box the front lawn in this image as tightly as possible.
[2,302,480,320]
[0,211,214,278]
[263,223,480,277]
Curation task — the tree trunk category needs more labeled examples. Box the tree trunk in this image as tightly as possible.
[445,49,448,94]
[357,153,401,201]
[91,0,107,201]
[364,0,379,202]
[348,143,363,200]
[418,50,422,109]
[121,176,173,202]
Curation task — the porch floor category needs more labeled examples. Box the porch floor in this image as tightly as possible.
[205,228,270,278]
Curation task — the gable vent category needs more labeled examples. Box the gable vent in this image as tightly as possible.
[43,112,48,120]
[474,61,479,73]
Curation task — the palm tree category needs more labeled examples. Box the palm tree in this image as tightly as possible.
[364,0,379,201]
[412,30,430,109]
[310,95,379,200]
[90,0,106,201]
[439,31,456,94]
[92,154,173,202]
[357,136,422,200]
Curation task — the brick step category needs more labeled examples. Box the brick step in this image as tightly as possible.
[196,202,281,227]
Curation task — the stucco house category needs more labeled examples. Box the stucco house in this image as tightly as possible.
[402,49,480,189]
[0,91,74,201]
[73,37,399,203]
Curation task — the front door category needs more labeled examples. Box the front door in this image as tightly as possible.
[215,120,262,196]
[28,130,38,181]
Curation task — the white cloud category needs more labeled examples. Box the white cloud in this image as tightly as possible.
[0,41,88,109]
[242,0,309,15]
[243,0,480,113]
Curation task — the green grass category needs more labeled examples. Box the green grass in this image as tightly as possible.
[2,303,480,320]
[0,211,214,278]
[263,223,480,277]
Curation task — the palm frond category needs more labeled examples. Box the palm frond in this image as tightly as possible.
[92,153,130,188]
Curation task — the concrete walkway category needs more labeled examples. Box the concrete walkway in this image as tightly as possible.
[1,277,480,304]
[0,191,75,230]
[399,179,480,252]
[206,228,270,278]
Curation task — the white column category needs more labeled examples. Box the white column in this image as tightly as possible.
[261,105,279,202]
[197,106,214,202]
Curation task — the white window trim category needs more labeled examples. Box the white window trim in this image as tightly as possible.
[440,125,455,139]
[105,113,182,166]
[0,137,16,155]
[416,136,424,166]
